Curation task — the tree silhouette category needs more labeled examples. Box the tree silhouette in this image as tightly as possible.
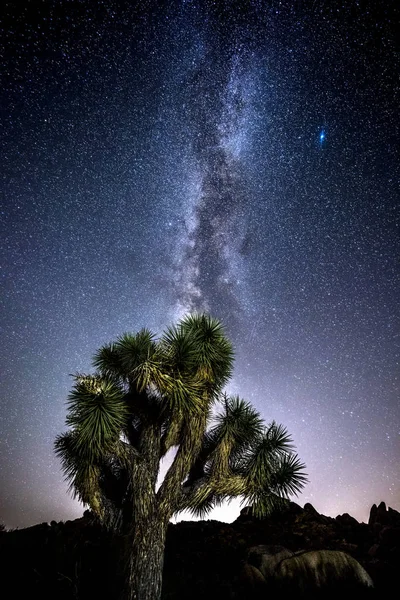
[55,314,307,600]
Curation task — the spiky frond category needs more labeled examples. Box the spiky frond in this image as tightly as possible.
[238,424,307,517]
[185,488,225,519]
[54,431,103,510]
[158,324,198,375]
[178,314,234,391]
[66,375,128,460]
[240,422,296,481]
[210,395,264,452]
[184,397,262,484]
[244,490,290,518]
[92,343,125,380]
[115,329,157,377]
[264,421,297,453]
[243,453,308,518]
[269,452,308,497]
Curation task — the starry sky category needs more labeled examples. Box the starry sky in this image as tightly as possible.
[1,0,399,529]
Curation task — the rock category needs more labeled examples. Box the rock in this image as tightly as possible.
[335,512,359,527]
[368,501,400,528]
[239,563,266,587]
[247,544,294,578]
[244,545,374,595]
[303,502,319,514]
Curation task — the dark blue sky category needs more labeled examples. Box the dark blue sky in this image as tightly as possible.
[1,0,399,528]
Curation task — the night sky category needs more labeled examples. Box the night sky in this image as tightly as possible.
[1,0,399,529]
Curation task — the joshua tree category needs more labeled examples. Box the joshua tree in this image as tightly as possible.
[55,314,307,600]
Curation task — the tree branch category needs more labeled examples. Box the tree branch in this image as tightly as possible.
[156,413,207,518]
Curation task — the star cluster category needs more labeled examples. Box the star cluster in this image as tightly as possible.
[1,0,399,528]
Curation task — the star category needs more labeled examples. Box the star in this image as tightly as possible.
[1,0,398,529]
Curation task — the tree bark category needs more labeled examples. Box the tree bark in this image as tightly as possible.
[121,420,166,600]
[122,517,167,600]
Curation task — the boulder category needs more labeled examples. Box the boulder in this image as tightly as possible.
[245,545,374,595]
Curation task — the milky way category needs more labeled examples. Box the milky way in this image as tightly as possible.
[174,43,252,328]
[1,0,399,528]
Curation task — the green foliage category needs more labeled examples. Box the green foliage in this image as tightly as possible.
[65,376,128,460]
[55,313,307,531]
[54,431,102,505]
[211,395,264,452]
[178,313,234,391]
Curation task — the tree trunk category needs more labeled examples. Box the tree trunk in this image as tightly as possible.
[122,517,167,600]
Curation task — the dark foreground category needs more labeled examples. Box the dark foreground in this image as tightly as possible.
[1,501,398,599]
